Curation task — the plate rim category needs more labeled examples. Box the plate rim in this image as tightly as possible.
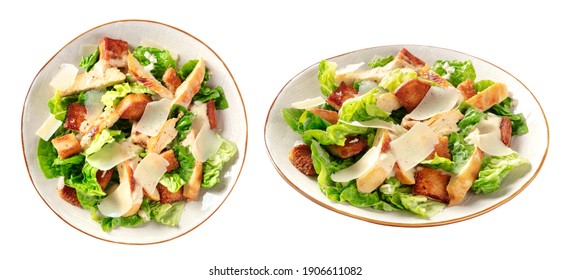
[21,19,249,244]
[264,44,550,228]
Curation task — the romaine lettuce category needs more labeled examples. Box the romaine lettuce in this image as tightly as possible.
[318,60,338,96]
[338,88,391,122]
[471,152,530,194]
[202,137,238,188]
[132,46,177,81]
[302,123,370,146]
[488,97,529,136]
[432,60,476,87]
[79,48,99,72]
[378,68,417,92]
[368,55,394,68]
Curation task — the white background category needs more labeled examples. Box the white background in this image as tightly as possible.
[4,1,567,279]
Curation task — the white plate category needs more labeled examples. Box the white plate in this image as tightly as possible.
[22,20,248,243]
[265,45,549,227]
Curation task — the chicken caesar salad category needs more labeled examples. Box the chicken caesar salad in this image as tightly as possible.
[36,36,236,231]
[282,48,530,218]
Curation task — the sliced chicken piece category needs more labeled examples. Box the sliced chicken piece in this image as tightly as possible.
[127,52,173,99]
[394,48,426,69]
[465,82,509,111]
[307,108,338,124]
[418,65,453,88]
[425,109,464,137]
[395,163,415,184]
[394,78,432,112]
[173,58,206,107]
[61,66,126,96]
[146,116,179,154]
[115,93,153,121]
[183,160,203,201]
[64,103,86,132]
[99,37,129,68]
[325,136,368,159]
[376,92,402,113]
[52,133,82,159]
[288,143,317,176]
[413,167,450,203]
[457,79,477,100]
[357,129,391,193]
[447,148,484,206]
[118,161,143,217]
[326,81,358,110]
[79,107,121,148]
[163,67,182,93]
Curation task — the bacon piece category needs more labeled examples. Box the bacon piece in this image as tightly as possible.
[206,100,217,129]
[99,37,129,68]
[64,103,86,132]
[500,116,512,147]
[326,82,357,110]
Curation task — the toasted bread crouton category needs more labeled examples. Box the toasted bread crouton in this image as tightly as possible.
[376,92,402,113]
[425,109,463,137]
[96,169,114,191]
[457,79,477,100]
[156,183,185,204]
[413,167,450,203]
[163,67,182,93]
[325,136,368,159]
[115,93,152,121]
[61,67,126,96]
[394,78,431,112]
[99,37,129,68]
[308,108,339,124]
[418,65,453,88]
[160,149,179,172]
[174,58,206,107]
[64,103,86,132]
[51,133,82,159]
[465,82,509,111]
[427,136,451,160]
[395,48,426,69]
[500,116,512,147]
[58,185,81,207]
[127,52,173,99]
[206,100,217,129]
[288,144,316,176]
[326,82,358,110]
[447,148,484,206]
[183,161,203,201]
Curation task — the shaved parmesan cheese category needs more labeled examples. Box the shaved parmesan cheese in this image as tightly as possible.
[86,141,138,170]
[36,114,63,141]
[134,153,169,195]
[190,101,210,132]
[390,122,438,171]
[407,86,460,120]
[358,80,378,95]
[193,128,223,162]
[468,114,513,156]
[139,39,178,61]
[377,153,397,174]
[291,96,325,109]
[331,147,380,182]
[50,63,78,91]
[98,182,133,218]
[135,98,172,137]
[339,119,400,131]
[84,89,105,123]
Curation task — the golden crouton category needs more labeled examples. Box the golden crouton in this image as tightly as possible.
[394,78,431,112]
[307,108,339,124]
[115,93,152,121]
[325,136,368,159]
[51,133,82,159]
[157,183,185,204]
[99,37,129,68]
[326,82,357,110]
[465,82,509,111]
[58,185,81,207]
[447,148,484,206]
[413,167,450,203]
[163,67,182,93]
[457,79,477,100]
[288,144,316,176]
[500,116,512,147]
[206,100,217,129]
[160,149,179,172]
[64,103,86,132]
[96,169,114,191]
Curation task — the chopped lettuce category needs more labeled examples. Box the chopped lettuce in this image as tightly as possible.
[378,68,417,92]
[48,91,79,121]
[202,137,238,188]
[84,129,124,155]
[302,123,370,146]
[432,60,476,87]
[368,55,394,68]
[64,162,106,197]
[193,85,229,110]
[100,83,152,108]
[281,108,331,134]
[79,48,99,72]
[169,105,195,143]
[449,131,475,171]
[318,60,338,96]
[488,97,529,136]
[178,59,199,80]
[474,80,495,92]
[471,152,530,194]
[141,198,185,227]
[457,102,485,136]
[159,144,196,192]
[338,88,391,122]
[420,153,457,174]
[132,46,177,81]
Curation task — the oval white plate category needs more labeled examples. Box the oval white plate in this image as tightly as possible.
[22,20,248,243]
[265,45,549,227]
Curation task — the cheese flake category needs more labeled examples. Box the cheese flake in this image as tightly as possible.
[291,96,326,109]
[134,153,169,195]
[135,98,172,137]
[86,141,138,171]
[407,86,460,120]
[36,114,63,141]
[389,122,438,171]
[331,147,380,182]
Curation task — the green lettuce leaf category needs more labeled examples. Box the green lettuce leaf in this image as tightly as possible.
[48,91,79,121]
[318,60,338,96]
[100,83,132,108]
[159,144,196,192]
[378,68,417,92]
[79,48,99,72]
[457,102,485,136]
[338,88,391,122]
[379,184,445,218]
[471,152,530,194]
[84,129,124,155]
[368,55,394,68]
[202,137,238,188]
[487,97,529,136]
[449,131,475,171]
[132,46,177,81]
[101,214,144,232]
[432,60,476,87]
[193,86,229,110]
[169,105,195,143]
[474,80,495,92]
[420,153,457,174]
[141,198,185,227]
[310,140,354,201]
[64,162,106,197]
[302,123,370,146]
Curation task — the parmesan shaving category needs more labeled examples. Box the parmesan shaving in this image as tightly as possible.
[86,141,138,171]
[36,114,63,141]
[407,86,460,120]
[49,63,79,91]
[389,122,438,171]
[135,98,172,137]
[291,96,326,109]
[331,147,380,182]
[98,182,133,218]
[134,153,169,195]
[193,128,223,162]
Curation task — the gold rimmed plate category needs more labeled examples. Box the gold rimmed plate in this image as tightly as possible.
[21,19,248,244]
[265,45,548,227]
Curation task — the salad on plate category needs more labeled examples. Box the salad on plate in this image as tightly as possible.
[282,48,530,218]
[35,36,237,231]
